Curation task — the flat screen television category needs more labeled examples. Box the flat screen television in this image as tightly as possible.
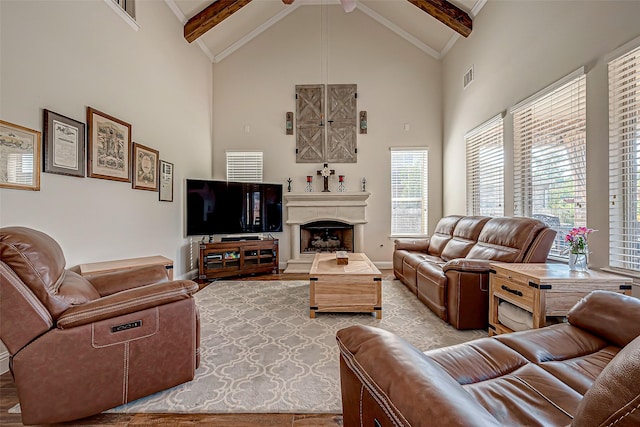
[186,179,283,236]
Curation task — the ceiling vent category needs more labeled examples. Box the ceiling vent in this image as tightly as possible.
[464,66,474,89]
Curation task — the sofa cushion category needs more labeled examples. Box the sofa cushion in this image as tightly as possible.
[496,323,615,395]
[440,216,490,261]
[466,217,546,262]
[427,215,463,257]
[425,337,581,426]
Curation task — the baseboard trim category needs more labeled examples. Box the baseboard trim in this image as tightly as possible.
[0,350,9,374]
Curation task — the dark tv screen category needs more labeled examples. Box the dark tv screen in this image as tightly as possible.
[186,179,283,236]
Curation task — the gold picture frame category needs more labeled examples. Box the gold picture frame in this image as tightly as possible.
[87,107,132,182]
[132,142,159,191]
[0,119,41,191]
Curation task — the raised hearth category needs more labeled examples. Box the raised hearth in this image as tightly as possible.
[284,192,370,273]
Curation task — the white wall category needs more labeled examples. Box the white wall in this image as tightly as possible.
[211,5,442,264]
[442,1,640,269]
[0,1,213,277]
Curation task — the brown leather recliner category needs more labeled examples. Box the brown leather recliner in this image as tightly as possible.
[0,227,200,425]
[394,215,556,329]
[337,290,640,427]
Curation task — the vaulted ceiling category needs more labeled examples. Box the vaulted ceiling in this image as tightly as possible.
[164,0,485,63]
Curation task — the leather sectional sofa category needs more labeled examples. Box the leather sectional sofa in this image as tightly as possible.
[393,215,556,329]
[337,290,640,427]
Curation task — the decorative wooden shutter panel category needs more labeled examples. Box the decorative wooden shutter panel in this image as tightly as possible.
[327,84,357,163]
[295,85,325,163]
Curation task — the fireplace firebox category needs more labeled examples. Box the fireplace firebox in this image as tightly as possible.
[301,221,354,253]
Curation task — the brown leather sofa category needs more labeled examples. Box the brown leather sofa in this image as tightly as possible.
[0,227,200,425]
[337,290,640,427]
[393,215,556,329]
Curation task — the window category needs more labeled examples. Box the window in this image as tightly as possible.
[226,151,263,182]
[609,43,640,272]
[512,68,586,258]
[466,114,504,216]
[390,148,428,236]
[104,0,138,31]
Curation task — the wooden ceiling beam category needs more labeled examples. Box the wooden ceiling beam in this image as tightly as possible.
[406,0,472,38]
[184,0,253,43]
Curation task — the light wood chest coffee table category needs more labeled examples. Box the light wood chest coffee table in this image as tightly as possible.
[309,252,382,318]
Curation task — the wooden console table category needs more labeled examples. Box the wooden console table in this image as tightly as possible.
[198,239,279,281]
[79,255,174,280]
[489,263,632,336]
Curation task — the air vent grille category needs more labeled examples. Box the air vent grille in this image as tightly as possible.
[464,66,474,89]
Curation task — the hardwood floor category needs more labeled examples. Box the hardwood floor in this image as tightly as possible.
[0,270,395,426]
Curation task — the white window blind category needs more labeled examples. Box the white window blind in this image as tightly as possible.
[391,148,428,236]
[512,69,586,258]
[226,151,263,182]
[609,44,640,271]
[466,114,504,216]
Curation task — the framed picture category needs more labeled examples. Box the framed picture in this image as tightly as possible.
[87,107,131,182]
[132,142,159,191]
[43,109,85,177]
[0,120,41,191]
[159,160,174,202]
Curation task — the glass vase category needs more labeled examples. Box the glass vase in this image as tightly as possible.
[569,251,588,272]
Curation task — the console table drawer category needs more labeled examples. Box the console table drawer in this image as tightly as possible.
[491,276,534,309]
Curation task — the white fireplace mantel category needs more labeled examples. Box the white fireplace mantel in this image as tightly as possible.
[284,192,370,273]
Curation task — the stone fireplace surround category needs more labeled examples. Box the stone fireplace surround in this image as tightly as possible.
[283,192,370,273]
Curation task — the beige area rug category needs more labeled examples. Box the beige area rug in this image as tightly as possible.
[11,280,486,415]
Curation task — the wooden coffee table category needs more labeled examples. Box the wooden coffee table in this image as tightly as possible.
[309,253,382,318]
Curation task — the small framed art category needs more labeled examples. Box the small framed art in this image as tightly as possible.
[87,107,131,182]
[43,109,85,177]
[132,142,159,191]
[0,120,41,191]
[159,160,174,202]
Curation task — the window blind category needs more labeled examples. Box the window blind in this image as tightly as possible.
[512,70,586,258]
[226,151,263,182]
[466,114,504,216]
[609,44,640,271]
[390,148,428,235]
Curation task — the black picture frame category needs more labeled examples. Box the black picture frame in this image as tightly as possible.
[159,160,174,202]
[43,109,85,177]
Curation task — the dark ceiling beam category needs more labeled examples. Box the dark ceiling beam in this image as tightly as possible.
[406,0,472,38]
[184,0,253,43]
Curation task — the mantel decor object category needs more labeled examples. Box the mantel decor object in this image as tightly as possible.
[305,175,313,192]
[338,175,345,192]
[317,163,335,192]
[287,177,292,192]
[362,177,367,192]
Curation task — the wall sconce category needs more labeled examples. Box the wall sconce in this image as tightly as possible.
[286,112,294,135]
[360,111,367,134]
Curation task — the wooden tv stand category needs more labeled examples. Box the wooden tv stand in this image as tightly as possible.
[198,239,279,281]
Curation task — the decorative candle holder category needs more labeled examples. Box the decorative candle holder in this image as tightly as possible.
[287,177,292,192]
[362,177,367,192]
[305,176,313,192]
[338,175,345,192]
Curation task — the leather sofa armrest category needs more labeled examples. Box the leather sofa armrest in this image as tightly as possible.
[394,238,430,252]
[442,258,492,273]
[337,325,501,426]
[86,264,170,296]
[57,280,199,329]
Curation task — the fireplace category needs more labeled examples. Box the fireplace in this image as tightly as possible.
[301,221,354,253]
[283,192,370,273]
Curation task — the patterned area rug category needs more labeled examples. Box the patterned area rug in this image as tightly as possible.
[10,280,487,415]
